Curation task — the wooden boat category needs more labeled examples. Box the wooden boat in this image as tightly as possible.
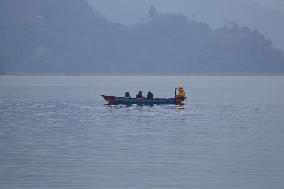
[102,87,187,105]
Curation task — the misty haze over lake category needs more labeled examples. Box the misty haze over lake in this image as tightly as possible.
[1,0,284,74]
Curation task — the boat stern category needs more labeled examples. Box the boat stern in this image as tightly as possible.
[175,96,186,105]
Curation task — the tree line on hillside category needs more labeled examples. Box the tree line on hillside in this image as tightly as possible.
[0,0,283,74]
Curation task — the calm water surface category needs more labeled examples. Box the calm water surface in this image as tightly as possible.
[0,76,284,189]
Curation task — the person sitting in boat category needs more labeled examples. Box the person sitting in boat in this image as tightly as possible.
[147,91,153,99]
[136,91,144,98]
[125,92,131,98]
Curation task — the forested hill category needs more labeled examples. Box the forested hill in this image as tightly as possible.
[1,0,284,74]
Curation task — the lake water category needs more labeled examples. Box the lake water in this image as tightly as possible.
[0,76,284,189]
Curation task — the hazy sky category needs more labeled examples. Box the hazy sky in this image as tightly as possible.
[253,0,284,11]
[87,0,284,51]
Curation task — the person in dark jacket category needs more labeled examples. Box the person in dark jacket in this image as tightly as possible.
[147,91,153,99]
[125,92,131,98]
[136,91,144,98]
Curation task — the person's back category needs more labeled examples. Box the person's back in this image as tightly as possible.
[125,92,131,98]
[136,91,143,98]
[147,91,153,99]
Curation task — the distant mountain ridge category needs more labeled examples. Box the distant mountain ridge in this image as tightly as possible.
[87,0,284,51]
[0,0,284,74]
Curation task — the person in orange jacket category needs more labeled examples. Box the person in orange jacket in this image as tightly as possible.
[178,86,185,98]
